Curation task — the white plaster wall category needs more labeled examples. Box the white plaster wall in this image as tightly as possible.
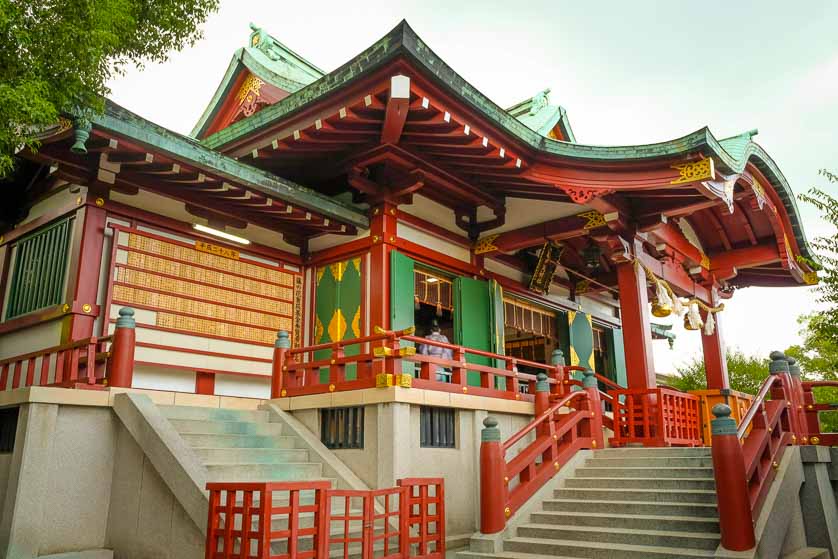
[397,222,471,263]
[131,365,196,393]
[399,195,460,234]
[308,228,370,253]
[17,186,81,227]
[106,422,204,559]
[0,320,64,362]
[214,374,270,399]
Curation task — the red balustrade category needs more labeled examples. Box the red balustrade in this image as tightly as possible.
[205,478,444,559]
[801,380,838,447]
[711,353,800,552]
[274,327,563,402]
[479,377,602,534]
[609,386,701,447]
[0,335,112,391]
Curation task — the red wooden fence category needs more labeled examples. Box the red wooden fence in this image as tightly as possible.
[609,386,702,447]
[0,335,112,391]
[274,326,562,403]
[801,380,838,447]
[205,478,444,559]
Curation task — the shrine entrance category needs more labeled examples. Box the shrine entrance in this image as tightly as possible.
[503,296,561,393]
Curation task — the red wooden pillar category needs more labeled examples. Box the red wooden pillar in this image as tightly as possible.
[710,403,755,551]
[108,307,136,388]
[701,309,730,390]
[67,202,107,340]
[270,330,291,399]
[616,259,656,390]
[479,416,506,534]
[368,203,397,332]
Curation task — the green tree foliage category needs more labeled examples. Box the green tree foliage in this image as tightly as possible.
[797,169,838,344]
[669,349,769,396]
[0,0,219,177]
[786,314,838,433]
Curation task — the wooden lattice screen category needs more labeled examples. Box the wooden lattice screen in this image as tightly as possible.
[414,270,453,310]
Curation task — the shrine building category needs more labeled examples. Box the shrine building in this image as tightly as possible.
[0,20,835,559]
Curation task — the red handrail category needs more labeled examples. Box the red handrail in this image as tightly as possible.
[0,335,113,391]
[736,375,780,439]
[503,391,588,451]
[801,380,838,446]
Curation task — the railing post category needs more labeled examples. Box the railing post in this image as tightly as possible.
[534,373,550,437]
[582,370,604,449]
[271,330,291,399]
[479,416,506,534]
[108,307,136,388]
[784,355,806,443]
[768,351,795,435]
[550,349,565,397]
[711,404,755,551]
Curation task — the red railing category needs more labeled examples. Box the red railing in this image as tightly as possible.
[0,335,112,391]
[479,371,603,534]
[274,327,564,402]
[205,478,444,559]
[609,386,702,447]
[801,380,838,447]
[711,352,800,552]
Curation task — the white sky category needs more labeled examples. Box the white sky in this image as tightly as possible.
[107,0,838,374]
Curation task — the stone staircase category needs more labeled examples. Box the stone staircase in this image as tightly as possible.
[462,446,723,559]
[158,404,330,484]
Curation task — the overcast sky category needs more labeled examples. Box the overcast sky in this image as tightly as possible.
[107,0,838,373]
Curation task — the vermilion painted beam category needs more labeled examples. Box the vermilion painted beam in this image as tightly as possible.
[709,243,779,273]
[616,254,656,390]
[369,203,397,331]
[647,222,707,268]
[68,203,107,340]
[474,212,608,255]
[381,76,411,144]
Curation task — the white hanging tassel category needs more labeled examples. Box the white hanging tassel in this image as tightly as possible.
[687,302,703,329]
[656,281,672,308]
[672,295,684,316]
[704,311,716,336]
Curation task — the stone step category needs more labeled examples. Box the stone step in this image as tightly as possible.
[159,405,270,423]
[594,447,711,458]
[193,447,310,464]
[516,523,720,551]
[168,418,284,436]
[586,456,712,468]
[575,466,714,479]
[782,548,831,559]
[542,498,718,518]
[503,536,716,558]
[181,433,298,449]
[565,476,715,491]
[206,463,323,482]
[528,510,720,533]
[553,487,717,504]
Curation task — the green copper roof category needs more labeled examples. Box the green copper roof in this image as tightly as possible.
[507,89,576,142]
[192,24,325,138]
[201,20,814,263]
[98,101,368,229]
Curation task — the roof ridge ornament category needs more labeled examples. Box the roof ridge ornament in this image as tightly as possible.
[529,88,551,115]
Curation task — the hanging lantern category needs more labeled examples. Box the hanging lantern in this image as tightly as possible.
[414,294,421,310]
[581,243,602,270]
[436,301,443,317]
[651,300,672,317]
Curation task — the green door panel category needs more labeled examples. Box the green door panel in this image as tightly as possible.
[568,310,594,383]
[453,276,491,386]
[315,258,362,382]
[390,250,415,374]
[610,328,628,388]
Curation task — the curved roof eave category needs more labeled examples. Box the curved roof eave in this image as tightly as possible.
[202,19,813,262]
